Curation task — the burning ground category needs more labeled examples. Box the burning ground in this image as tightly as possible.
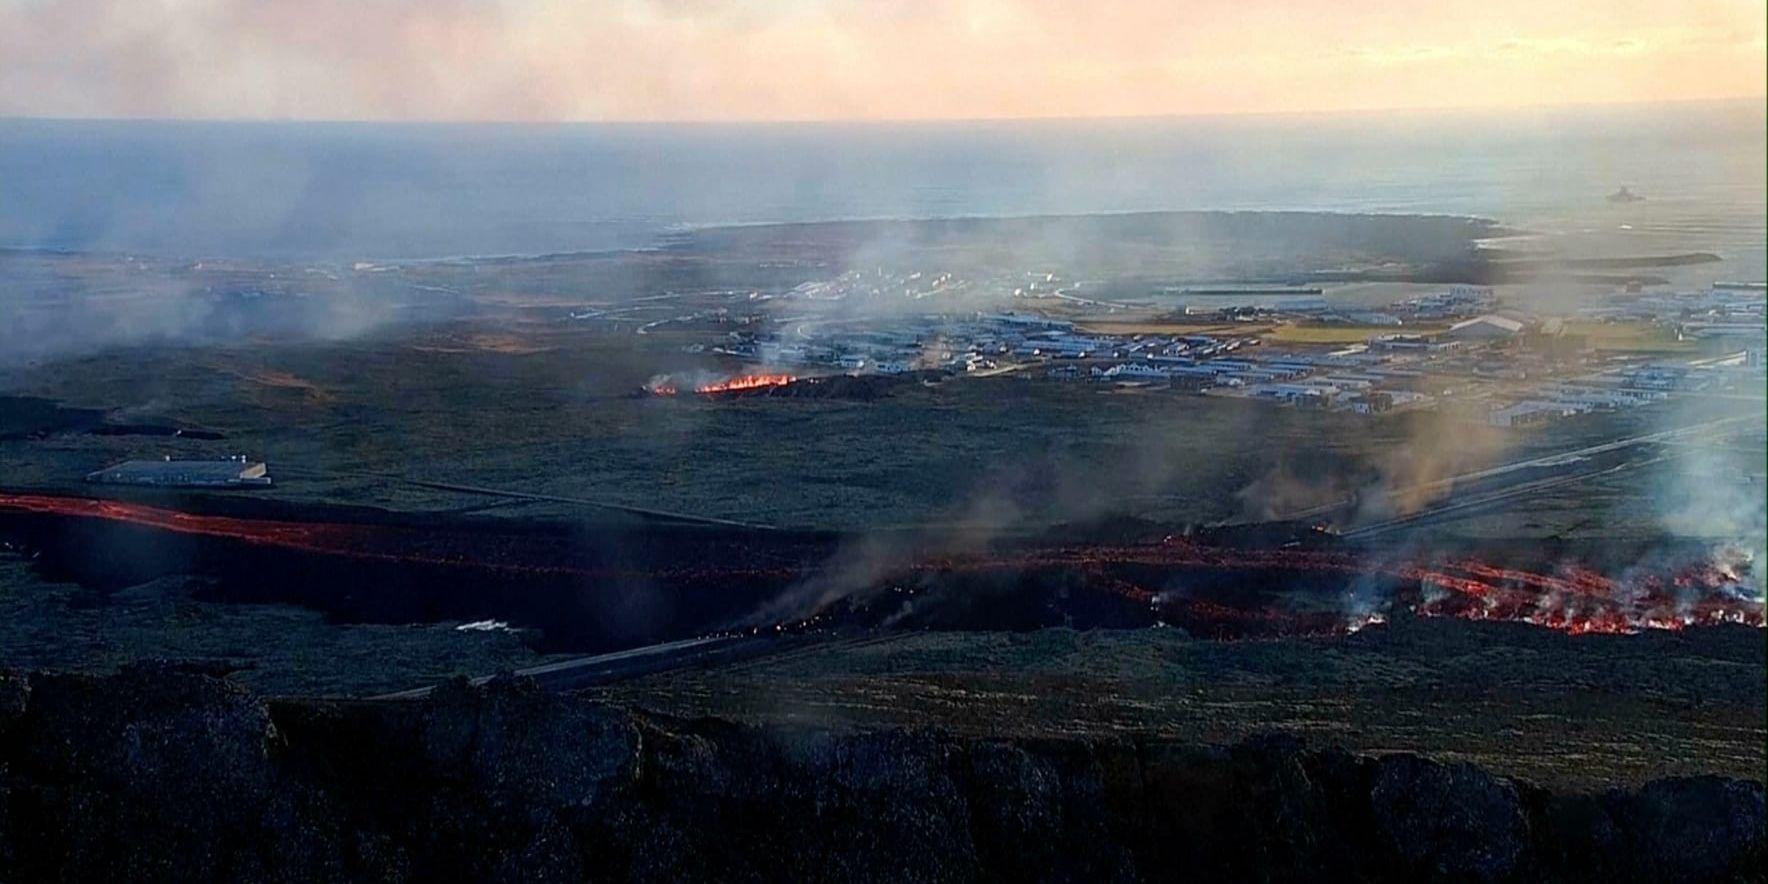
[0,489,1761,840]
[644,370,923,401]
[0,494,1760,874]
[793,536,1766,638]
[645,371,798,397]
[0,490,1759,654]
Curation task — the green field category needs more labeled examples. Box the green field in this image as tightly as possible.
[1560,320,1697,352]
[1263,322,1450,344]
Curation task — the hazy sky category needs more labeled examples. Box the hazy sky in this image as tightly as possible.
[2,0,1763,121]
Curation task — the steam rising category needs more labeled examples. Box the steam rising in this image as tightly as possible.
[0,252,462,366]
[0,112,1761,649]
[732,213,1765,631]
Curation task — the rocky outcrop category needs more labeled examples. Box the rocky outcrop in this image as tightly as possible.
[0,667,1760,883]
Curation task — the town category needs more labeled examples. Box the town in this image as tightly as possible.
[622,267,1765,426]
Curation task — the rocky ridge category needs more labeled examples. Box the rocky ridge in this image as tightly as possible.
[0,665,1760,883]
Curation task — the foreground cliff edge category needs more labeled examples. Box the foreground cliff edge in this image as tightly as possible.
[0,665,1760,883]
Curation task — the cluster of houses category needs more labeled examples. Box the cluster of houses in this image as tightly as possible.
[707,276,1761,424]
[1578,283,1765,347]
[1488,357,1756,427]
[1488,387,1666,427]
[1396,286,1498,320]
[785,268,974,304]
[1483,284,1765,428]
[727,311,1259,376]
[1083,350,1435,414]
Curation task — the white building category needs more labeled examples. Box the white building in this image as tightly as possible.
[1489,401,1583,427]
[1442,314,1526,341]
[86,457,272,487]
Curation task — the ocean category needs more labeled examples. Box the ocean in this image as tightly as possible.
[1,100,1762,281]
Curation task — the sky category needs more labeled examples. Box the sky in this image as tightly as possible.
[1,0,1764,122]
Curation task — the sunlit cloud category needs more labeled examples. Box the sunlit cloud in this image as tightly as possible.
[0,0,1762,120]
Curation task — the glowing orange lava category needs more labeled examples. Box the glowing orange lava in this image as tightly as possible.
[695,373,796,394]
[1,491,1760,638]
[894,537,1765,637]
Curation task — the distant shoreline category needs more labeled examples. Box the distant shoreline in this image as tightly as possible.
[3,208,1515,266]
[3,211,1739,290]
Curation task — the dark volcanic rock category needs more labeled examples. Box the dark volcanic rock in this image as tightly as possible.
[3,665,292,881]
[1623,776,1767,883]
[0,669,1760,883]
[1370,754,1527,882]
[1538,775,1767,884]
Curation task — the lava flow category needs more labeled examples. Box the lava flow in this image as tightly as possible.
[871,537,1766,638]
[0,491,804,581]
[647,373,798,397]
[693,373,796,394]
[1,491,1761,641]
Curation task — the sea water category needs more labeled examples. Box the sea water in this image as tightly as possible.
[1,99,1762,281]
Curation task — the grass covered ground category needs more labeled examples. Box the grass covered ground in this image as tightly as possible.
[1560,319,1697,353]
[1264,322,1450,344]
[587,620,1766,791]
[0,315,1745,540]
[0,551,548,696]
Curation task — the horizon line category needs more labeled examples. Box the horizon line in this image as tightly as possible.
[2,94,1761,128]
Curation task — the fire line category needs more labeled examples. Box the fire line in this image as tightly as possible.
[1,492,1760,637]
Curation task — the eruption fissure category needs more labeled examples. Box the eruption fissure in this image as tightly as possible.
[1,493,1759,638]
[647,373,797,396]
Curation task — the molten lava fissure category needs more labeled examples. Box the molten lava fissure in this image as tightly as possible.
[647,373,797,397]
[881,537,1766,638]
[0,491,1761,640]
[694,373,796,394]
[0,492,799,581]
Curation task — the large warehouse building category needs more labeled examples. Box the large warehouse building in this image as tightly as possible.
[1441,314,1526,342]
[85,457,272,488]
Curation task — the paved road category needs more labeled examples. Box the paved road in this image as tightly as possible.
[271,465,775,530]
[1341,455,1665,540]
[371,633,788,699]
[1278,415,1751,525]
[400,479,777,530]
